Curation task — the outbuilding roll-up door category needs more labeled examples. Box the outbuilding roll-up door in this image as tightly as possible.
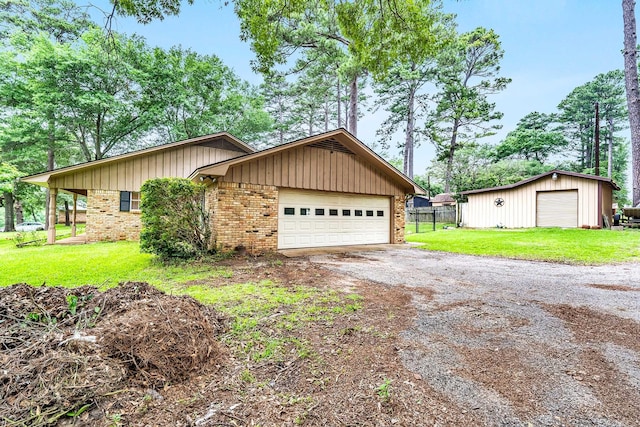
[278,189,391,249]
[536,190,578,227]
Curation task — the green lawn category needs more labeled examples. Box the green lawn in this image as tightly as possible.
[406,227,640,264]
[405,222,457,233]
[0,227,231,288]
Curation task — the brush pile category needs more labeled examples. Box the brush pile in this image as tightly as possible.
[0,282,225,426]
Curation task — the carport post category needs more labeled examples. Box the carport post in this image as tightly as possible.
[47,188,57,244]
[71,193,77,237]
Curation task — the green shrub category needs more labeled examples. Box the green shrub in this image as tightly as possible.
[140,178,212,260]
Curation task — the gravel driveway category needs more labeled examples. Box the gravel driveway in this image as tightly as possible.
[311,247,640,426]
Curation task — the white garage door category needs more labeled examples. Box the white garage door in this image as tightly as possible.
[278,189,391,249]
[536,190,578,227]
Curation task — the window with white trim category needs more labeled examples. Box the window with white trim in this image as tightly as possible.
[120,191,141,212]
[130,192,141,211]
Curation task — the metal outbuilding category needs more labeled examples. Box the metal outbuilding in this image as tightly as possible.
[459,170,619,229]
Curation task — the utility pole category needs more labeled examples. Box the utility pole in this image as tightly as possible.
[594,102,600,176]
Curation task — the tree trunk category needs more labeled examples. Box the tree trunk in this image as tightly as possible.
[404,87,416,179]
[324,92,329,132]
[622,0,640,205]
[348,75,357,136]
[444,118,461,193]
[15,201,23,224]
[3,192,15,232]
[278,106,284,146]
[608,116,614,178]
[64,200,70,226]
[337,78,342,128]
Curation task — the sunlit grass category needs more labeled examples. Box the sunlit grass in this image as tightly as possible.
[406,227,640,264]
[0,231,230,288]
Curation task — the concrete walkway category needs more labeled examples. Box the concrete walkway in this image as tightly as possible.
[55,235,87,245]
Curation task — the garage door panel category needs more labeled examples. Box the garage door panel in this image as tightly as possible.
[537,190,578,228]
[278,189,391,249]
[282,222,297,231]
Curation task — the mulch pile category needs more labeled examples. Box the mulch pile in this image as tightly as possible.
[0,282,225,426]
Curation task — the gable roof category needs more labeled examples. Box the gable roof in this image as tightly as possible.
[189,128,425,194]
[459,170,620,195]
[21,132,254,186]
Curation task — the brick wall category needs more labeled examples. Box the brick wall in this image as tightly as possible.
[85,190,141,242]
[208,181,278,253]
[85,185,404,250]
[393,196,406,244]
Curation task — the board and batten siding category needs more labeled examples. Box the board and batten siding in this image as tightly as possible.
[49,146,243,192]
[219,145,405,196]
[465,175,602,228]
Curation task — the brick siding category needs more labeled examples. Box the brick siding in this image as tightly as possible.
[85,190,141,242]
[393,196,406,244]
[208,181,278,253]
[86,185,405,252]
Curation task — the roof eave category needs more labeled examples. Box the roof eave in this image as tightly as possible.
[191,129,425,195]
[20,132,254,184]
[460,170,621,195]
[20,173,52,187]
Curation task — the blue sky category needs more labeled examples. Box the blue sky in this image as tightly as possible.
[88,0,632,176]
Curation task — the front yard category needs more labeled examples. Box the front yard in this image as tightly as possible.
[0,240,425,426]
[1,226,639,425]
[406,227,640,264]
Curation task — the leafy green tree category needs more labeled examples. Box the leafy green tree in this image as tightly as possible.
[427,144,549,194]
[0,0,92,44]
[110,0,443,139]
[110,0,190,24]
[426,27,510,193]
[374,61,432,179]
[149,46,271,145]
[58,29,166,160]
[289,50,346,137]
[558,85,598,170]
[260,74,301,146]
[558,70,627,179]
[592,70,627,178]
[2,29,165,162]
[496,112,567,163]
[0,0,92,229]
[236,0,361,134]
[234,0,441,136]
[371,8,454,179]
[140,178,211,260]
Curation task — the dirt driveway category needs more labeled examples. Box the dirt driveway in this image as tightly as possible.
[312,247,640,426]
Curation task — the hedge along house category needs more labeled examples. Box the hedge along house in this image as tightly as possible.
[458,170,619,229]
[22,129,424,251]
